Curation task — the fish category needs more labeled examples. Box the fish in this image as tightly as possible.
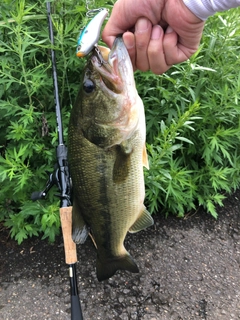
[76,8,108,58]
[68,37,153,281]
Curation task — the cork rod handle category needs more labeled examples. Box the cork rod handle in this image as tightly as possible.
[60,207,77,264]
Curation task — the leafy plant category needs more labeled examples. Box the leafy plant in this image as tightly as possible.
[137,8,240,218]
[0,0,87,243]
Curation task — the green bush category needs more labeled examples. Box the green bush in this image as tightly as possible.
[0,0,88,243]
[0,1,239,243]
[138,8,240,218]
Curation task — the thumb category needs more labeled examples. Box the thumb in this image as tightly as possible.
[102,25,120,48]
[102,1,136,48]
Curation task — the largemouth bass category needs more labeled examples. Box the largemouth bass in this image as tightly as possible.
[68,37,153,281]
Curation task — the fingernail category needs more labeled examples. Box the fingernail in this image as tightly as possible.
[123,31,135,49]
[136,18,149,33]
[124,37,134,49]
[151,25,162,40]
[165,26,173,34]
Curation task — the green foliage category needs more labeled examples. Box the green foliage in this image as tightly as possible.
[0,1,239,244]
[0,0,89,243]
[3,201,60,244]
[137,8,240,218]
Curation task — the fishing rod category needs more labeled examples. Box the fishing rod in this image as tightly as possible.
[31,2,84,319]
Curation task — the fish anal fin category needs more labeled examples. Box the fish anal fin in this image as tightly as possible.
[96,252,139,281]
[129,207,153,233]
[143,144,149,169]
[72,198,89,244]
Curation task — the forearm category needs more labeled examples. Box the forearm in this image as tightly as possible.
[183,0,240,20]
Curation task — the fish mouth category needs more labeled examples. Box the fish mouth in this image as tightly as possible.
[90,37,133,94]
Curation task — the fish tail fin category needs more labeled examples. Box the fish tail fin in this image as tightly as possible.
[96,252,139,281]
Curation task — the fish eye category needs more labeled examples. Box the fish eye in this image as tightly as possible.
[83,79,95,93]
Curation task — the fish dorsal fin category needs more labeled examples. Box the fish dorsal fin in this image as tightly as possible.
[143,145,149,169]
[129,206,154,233]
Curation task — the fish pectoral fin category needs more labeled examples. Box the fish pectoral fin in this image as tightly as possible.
[113,144,131,183]
[129,207,154,233]
[72,200,89,244]
[143,144,149,169]
[119,140,133,154]
[96,252,139,281]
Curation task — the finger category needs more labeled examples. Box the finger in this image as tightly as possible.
[123,32,136,71]
[163,26,197,65]
[134,18,152,72]
[148,25,171,75]
[102,34,116,49]
[102,1,135,48]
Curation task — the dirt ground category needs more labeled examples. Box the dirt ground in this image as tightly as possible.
[0,189,240,320]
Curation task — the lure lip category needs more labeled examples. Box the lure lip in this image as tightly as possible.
[76,51,85,58]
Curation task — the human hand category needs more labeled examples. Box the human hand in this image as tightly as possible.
[102,0,205,74]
